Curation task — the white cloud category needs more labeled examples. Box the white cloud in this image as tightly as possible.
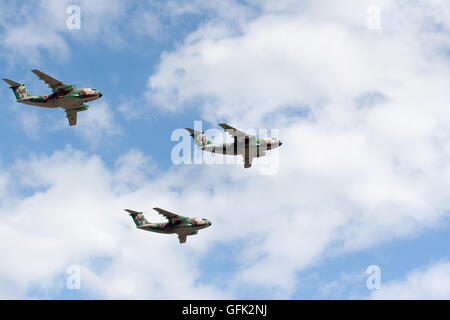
[70,101,123,144]
[318,270,368,299]
[15,109,41,140]
[130,10,164,40]
[117,100,146,121]
[147,0,450,123]
[0,0,127,64]
[140,0,450,294]
[0,147,230,299]
[0,171,9,199]
[0,136,448,298]
[2,0,450,299]
[4,99,120,142]
[370,261,450,299]
[114,149,157,191]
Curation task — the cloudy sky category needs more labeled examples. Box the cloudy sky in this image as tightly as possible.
[0,0,449,299]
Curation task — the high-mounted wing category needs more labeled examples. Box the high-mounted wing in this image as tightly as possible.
[177,232,188,244]
[31,69,64,92]
[219,123,250,138]
[65,110,77,126]
[243,154,254,168]
[242,149,266,168]
[153,207,184,224]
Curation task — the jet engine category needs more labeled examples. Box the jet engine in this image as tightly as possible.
[55,84,75,93]
[77,104,89,112]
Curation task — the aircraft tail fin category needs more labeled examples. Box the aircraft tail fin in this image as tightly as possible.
[185,128,212,147]
[2,78,31,100]
[125,209,149,227]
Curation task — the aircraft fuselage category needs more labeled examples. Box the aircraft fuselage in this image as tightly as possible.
[201,137,282,156]
[138,217,211,235]
[17,88,102,110]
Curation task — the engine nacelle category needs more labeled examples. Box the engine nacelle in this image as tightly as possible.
[76,104,89,112]
[55,84,75,93]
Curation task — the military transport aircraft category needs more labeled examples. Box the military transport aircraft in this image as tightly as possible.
[185,123,282,168]
[125,208,212,244]
[3,69,102,126]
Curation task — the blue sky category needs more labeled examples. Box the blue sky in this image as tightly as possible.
[0,0,450,299]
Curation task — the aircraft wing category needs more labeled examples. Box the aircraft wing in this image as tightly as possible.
[177,232,188,244]
[242,150,265,168]
[219,123,251,138]
[243,153,254,168]
[153,207,184,224]
[31,69,64,92]
[65,110,77,126]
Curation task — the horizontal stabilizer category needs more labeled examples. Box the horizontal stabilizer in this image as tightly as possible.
[125,209,141,215]
[185,128,212,147]
[125,209,149,227]
[3,79,31,100]
[2,78,21,87]
[185,128,202,136]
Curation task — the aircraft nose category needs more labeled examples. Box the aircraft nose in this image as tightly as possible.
[279,141,283,146]
[208,221,212,226]
[98,92,103,97]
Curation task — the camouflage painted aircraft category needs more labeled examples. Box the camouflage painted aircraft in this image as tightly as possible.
[185,123,283,168]
[125,208,212,244]
[3,69,102,126]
